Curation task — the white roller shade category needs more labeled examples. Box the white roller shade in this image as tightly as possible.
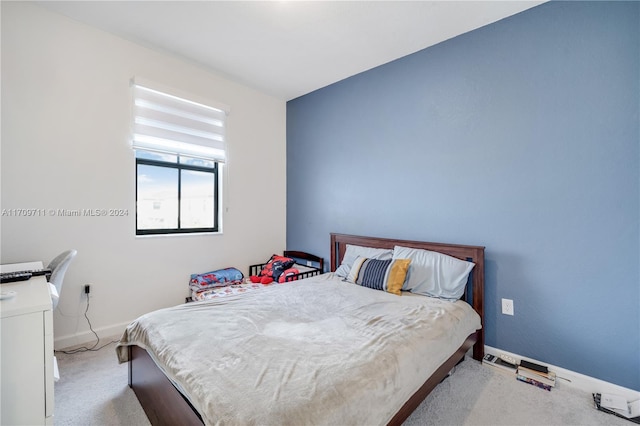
[132,82,228,161]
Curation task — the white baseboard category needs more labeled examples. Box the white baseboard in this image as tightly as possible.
[54,321,131,350]
[485,345,640,401]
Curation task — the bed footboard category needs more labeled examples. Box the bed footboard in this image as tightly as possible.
[387,331,479,426]
[128,345,203,426]
[128,331,479,426]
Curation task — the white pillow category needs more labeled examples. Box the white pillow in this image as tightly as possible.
[393,245,475,300]
[334,244,393,277]
[293,263,317,273]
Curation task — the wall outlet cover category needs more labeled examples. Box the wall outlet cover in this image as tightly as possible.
[502,298,514,315]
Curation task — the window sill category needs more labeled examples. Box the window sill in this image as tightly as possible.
[135,231,223,239]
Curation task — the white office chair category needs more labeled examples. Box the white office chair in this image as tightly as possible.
[46,249,77,310]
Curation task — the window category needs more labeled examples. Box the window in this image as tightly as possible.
[132,80,228,235]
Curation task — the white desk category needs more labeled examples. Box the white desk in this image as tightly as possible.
[0,261,43,272]
[1,261,54,425]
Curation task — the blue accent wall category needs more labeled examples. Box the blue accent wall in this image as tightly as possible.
[286,1,639,390]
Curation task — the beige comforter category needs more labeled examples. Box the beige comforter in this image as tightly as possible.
[116,273,481,426]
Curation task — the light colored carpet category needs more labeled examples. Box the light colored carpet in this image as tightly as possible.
[404,361,629,426]
[54,342,629,426]
[54,341,150,426]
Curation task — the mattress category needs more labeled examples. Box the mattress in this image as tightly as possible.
[117,272,481,426]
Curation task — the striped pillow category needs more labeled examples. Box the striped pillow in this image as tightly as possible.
[346,257,411,296]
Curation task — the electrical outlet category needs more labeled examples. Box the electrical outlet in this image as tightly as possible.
[502,298,514,315]
[84,284,92,298]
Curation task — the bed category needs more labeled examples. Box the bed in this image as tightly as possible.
[189,251,324,302]
[116,233,485,426]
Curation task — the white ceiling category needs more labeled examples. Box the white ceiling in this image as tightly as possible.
[35,1,545,101]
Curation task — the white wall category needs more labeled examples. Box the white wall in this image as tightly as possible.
[1,2,287,348]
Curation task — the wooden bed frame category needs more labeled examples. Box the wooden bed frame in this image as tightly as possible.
[128,233,485,426]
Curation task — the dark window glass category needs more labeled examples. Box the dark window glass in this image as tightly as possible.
[135,150,218,235]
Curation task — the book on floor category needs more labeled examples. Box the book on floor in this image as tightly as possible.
[519,359,548,374]
[516,374,552,391]
[517,365,556,387]
[483,354,517,374]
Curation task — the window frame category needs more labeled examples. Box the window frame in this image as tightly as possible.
[135,151,219,236]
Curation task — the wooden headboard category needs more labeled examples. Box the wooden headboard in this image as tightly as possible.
[330,233,485,361]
